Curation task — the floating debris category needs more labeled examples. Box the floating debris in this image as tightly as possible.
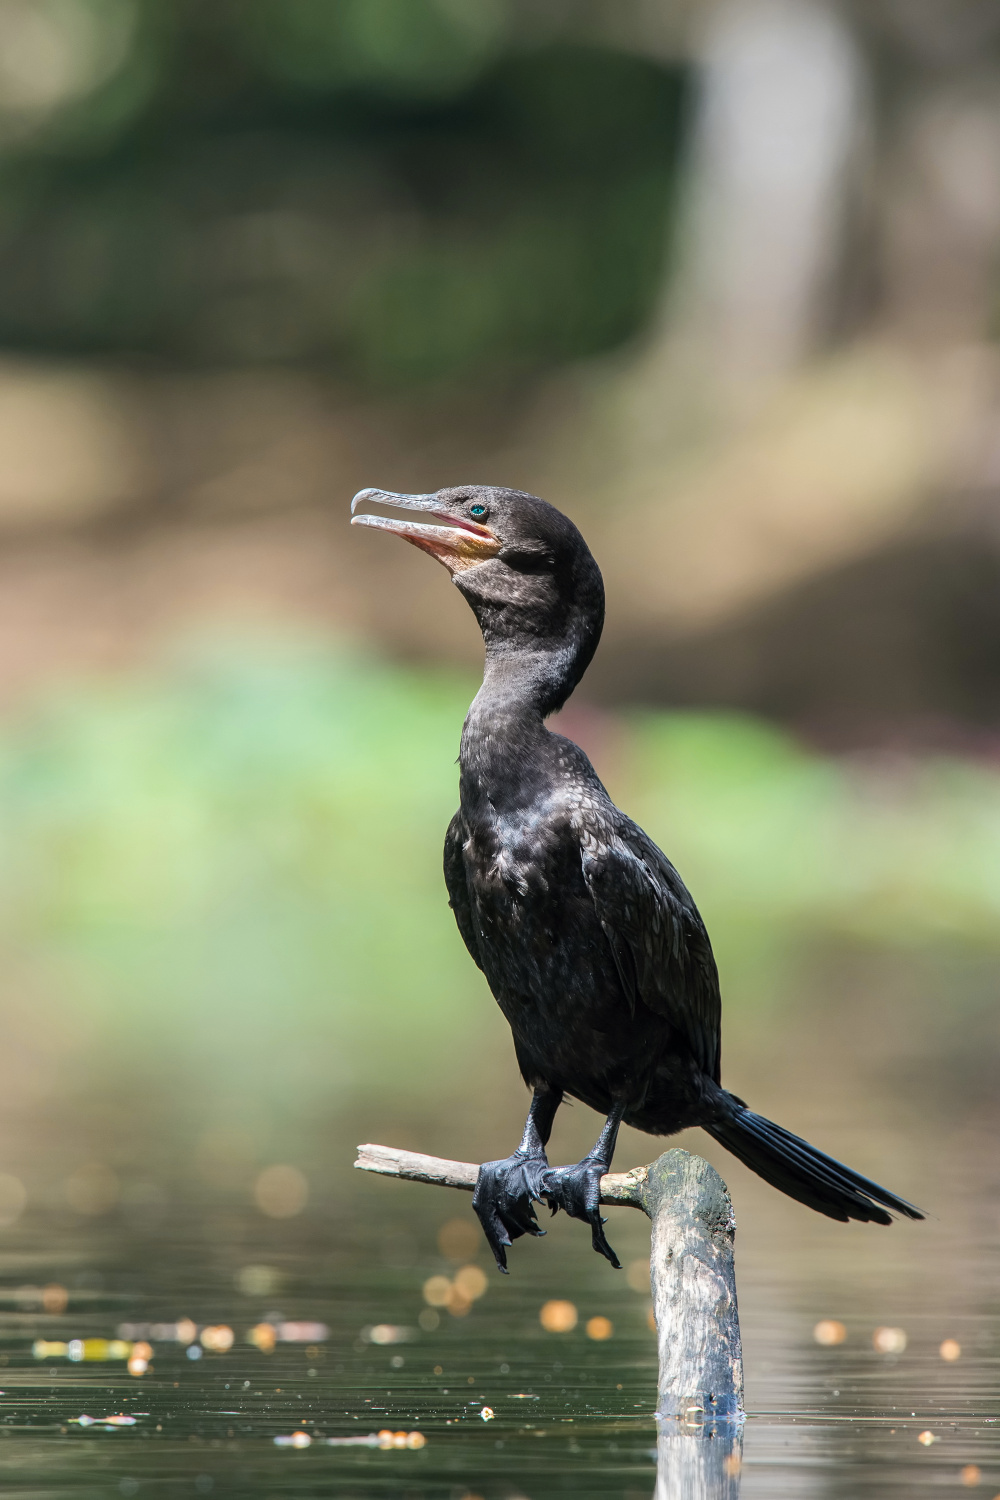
[480,1407,494,1422]
[246,1320,329,1350]
[75,1340,134,1363]
[375,1430,426,1449]
[872,1327,907,1355]
[84,1323,255,1359]
[200,1326,234,1353]
[586,1317,613,1341]
[70,1340,103,1363]
[248,1323,276,1353]
[33,1341,69,1359]
[117,1320,196,1345]
[961,1464,981,1486]
[940,1339,962,1362]
[41,1312,330,1367]
[319,1435,372,1448]
[539,1300,577,1333]
[277,1321,328,1343]
[71,1414,137,1428]
[275,1430,426,1450]
[362,1324,414,1346]
[918,1430,938,1446]
[813,1320,847,1347]
[36,1338,139,1363]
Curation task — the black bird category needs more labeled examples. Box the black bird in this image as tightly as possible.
[351,484,923,1271]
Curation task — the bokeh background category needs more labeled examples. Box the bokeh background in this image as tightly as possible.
[0,0,996,1389]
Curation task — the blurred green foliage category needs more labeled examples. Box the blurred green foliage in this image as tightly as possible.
[0,637,485,1108]
[0,0,687,383]
[1,636,999,1119]
[625,715,1000,957]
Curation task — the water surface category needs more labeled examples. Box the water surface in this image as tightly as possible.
[0,1105,996,1500]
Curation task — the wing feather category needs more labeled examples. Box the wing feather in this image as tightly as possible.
[577,810,721,1080]
[443,810,483,971]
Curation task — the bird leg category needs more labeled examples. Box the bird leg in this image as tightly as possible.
[541,1102,626,1268]
[473,1086,562,1273]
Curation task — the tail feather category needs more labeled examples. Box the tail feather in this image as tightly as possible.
[706,1103,924,1225]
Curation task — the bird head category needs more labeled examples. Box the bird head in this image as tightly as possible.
[351,485,605,688]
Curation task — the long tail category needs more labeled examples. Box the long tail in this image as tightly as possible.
[705,1098,924,1225]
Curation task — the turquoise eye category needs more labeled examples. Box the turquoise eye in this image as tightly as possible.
[470,504,487,518]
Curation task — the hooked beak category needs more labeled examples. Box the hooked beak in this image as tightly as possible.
[350,489,501,574]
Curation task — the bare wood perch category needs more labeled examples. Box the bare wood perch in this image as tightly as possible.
[356,1141,745,1494]
[354,1142,649,1206]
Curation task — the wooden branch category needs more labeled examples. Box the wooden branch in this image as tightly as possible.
[354,1142,649,1207]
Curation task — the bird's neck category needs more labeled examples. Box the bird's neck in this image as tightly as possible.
[460,650,569,797]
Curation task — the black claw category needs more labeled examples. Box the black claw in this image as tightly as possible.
[473,1150,550,1272]
[589,1217,622,1268]
[541,1158,620,1268]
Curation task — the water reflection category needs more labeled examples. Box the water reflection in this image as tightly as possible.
[655,1423,742,1500]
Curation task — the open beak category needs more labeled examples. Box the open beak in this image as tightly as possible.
[350,489,501,574]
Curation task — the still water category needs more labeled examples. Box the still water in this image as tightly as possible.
[0,1114,997,1500]
[0,937,993,1497]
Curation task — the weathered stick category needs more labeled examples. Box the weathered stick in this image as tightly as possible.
[354,1141,649,1206]
[355,1142,745,1496]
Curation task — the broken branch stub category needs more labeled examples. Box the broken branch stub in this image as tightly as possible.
[641,1149,744,1426]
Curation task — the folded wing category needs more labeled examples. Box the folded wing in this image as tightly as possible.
[577,810,722,1081]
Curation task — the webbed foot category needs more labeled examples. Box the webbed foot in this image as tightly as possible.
[542,1158,621,1268]
[473,1150,549,1272]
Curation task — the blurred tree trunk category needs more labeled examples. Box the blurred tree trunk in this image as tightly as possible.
[656,0,865,402]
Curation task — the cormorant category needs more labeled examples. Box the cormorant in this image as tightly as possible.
[351,485,923,1271]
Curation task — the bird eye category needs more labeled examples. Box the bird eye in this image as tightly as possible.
[469,504,487,518]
